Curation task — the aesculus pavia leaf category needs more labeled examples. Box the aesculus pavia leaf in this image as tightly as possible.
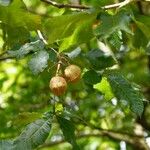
[28,50,49,75]
[83,69,102,85]
[0,140,13,150]
[87,49,116,70]
[0,118,52,150]
[94,10,132,39]
[106,71,144,116]
[57,116,80,150]
[8,40,45,58]
[13,118,52,150]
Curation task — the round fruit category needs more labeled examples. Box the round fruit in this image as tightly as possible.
[64,65,81,83]
[50,76,67,96]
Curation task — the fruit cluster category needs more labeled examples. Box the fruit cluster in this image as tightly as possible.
[49,64,81,96]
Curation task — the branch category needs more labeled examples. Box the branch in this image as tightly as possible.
[40,0,90,9]
[39,131,149,150]
[102,0,132,9]
[40,0,142,10]
[0,56,14,61]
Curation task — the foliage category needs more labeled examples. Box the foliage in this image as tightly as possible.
[0,0,150,150]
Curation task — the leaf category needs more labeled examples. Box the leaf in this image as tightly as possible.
[94,11,132,39]
[134,20,150,40]
[0,118,52,150]
[13,118,52,150]
[132,28,148,49]
[13,112,43,127]
[146,42,150,55]
[0,0,41,46]
[94,77,114,100]
[0,0,41,29]
[87,49,116,70]
[0,140,13,150]
[83,70,102,85]
[108,31,122,50]
[43,12,95,44]
[106,72,144,116]
[28,50,49,75]
[57,116,80,150]
[66,47,81,59]
[0,0,11,6]
[8,40,45,58]
[59,17,95,52]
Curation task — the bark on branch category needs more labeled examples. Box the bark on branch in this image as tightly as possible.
[39,130,149,150]
[40,0,144,10]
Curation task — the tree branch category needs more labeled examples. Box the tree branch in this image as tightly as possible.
[0,56,14,61]
[39,131,149,150]
[102,0,132,9]
[40,0,144,10]
[40,0,90,9]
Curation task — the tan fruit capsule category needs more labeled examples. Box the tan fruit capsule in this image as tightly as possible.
[50,76,67,96]
[64,65,81,83]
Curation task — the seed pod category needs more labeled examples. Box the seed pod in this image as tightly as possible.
[50,76,67,96]
[64,65,81,83]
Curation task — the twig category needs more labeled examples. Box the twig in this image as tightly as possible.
[55,60,62,76]
[0,56,14,61]
[40,0,90,9]
[37,30,48,45]
[40,0,139,10]
[37,30,59,55]
[102,0,132,9]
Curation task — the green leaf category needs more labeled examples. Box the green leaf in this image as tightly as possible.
[13,118,52,150]
[0,140,13,150]
[43,12,95,44]
[94,77,114,100]
[13,112,43,127]
[57,116,80,150]
[83,70,102,85]
[94,11,132,39]
[28,50,49,75]
[0,118,52,150]
[59,17,95,52]
[146,42,150,55]
[134,20,150,40]
[8,40,45,58]
[87,49,116,70]
[108,31,122,50]
[106,72,144,116]
[3,25,30,47]
[132,28,148,49]
[0,0,41,46]
[0,0,11,6]
[0,0,41,30]
[66,47,81,59]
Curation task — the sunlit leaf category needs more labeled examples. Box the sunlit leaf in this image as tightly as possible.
[94,77,114,100]
[59,17,95,52]
[43,12,95,44]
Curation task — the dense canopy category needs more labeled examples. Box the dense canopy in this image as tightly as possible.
[0,0,150,150]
